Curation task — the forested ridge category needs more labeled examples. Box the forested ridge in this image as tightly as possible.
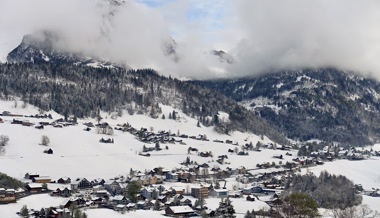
[199,68,380,146]
[0,62,288,145]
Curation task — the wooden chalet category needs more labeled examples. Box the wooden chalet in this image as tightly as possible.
[191,186,208,199]
[0,188,16,203]
[26,183,43,193]
[57,177,71,184]
[24,173,40,180]
[32,176,51,183]
[165,206,195,217]
[71,178,92,190]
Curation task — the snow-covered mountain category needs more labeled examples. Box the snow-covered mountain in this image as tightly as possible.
[211,50,236,65]
[6,31,120,68]
[199,68,380,146]
[0,62,288,145]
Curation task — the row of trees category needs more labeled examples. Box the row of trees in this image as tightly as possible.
[285,171,362,209]
[20,205,87,218]
[0,172,25,189]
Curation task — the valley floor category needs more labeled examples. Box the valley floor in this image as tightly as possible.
[0,100,380,217]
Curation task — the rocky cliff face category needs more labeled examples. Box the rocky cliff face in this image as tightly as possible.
[7,31,118,68]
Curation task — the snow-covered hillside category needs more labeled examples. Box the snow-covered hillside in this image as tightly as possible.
[0,100,287,181]
[1,99,380,217]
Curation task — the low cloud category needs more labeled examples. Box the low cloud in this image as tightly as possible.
[226,0,380,78]
[0,0,226,79]
[1,0,380,79]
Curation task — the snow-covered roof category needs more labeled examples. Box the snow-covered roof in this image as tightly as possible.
[169,206,194,214]
[112,195,125,201]
[171,186,184,191]
[34,176,51,180]
[212,189,228,193]
[27,183,43,188]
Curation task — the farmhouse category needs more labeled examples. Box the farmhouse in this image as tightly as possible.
[57,177,71,184]
[141,187,160,200]
[166,172,178,182]
[170,187,185,195]
[0,188,16,203]
[32,176,51,183]
[26,183,43,193]
[51,187,71,197]
[24,173,40,180]
[104,180,122,194]
[209,188,229,198]
[71,178,92,191]
[112,195,128,205]
[191,185,208,199]
[165,206,195,217]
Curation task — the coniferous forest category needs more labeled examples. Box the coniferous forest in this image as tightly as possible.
[0,62,288,145]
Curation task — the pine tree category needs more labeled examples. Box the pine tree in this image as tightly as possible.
[153,200,160,210]
[20,205,28,217]
[126,181,142,203]
[155,142,160,151]
[172,110,176,120]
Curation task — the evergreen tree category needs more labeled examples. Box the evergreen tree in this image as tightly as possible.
[153,200,160,210]
[215,197,235,218]
[20,205,29,217]
[214,180,221,189]
[126,181,142,203]
[255,141,261,151]
[283,193,319,217]
[155,142,161,151]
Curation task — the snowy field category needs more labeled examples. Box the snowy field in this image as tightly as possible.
[1,100,380,217]
[0,101,292,181]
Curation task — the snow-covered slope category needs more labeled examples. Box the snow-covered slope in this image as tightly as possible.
[1,99,380,216]
[0,100,288,181]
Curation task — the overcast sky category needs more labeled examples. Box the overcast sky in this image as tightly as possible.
[1,0,380,79]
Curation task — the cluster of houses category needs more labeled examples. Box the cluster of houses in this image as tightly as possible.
[5,111,380,216]
[17,161,291,217]
[9,117,75,129]
[0,188,16,203]
[302,145,380,162]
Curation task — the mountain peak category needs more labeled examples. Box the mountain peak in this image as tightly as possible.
[211,50,235,64]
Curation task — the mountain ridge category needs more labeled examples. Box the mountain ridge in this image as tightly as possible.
[0,62,288,145]
[198,68,380,146]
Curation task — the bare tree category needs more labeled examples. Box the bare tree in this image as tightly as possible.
[41,135,50,146]
[330,204,379,218]
[0,135,9,147]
